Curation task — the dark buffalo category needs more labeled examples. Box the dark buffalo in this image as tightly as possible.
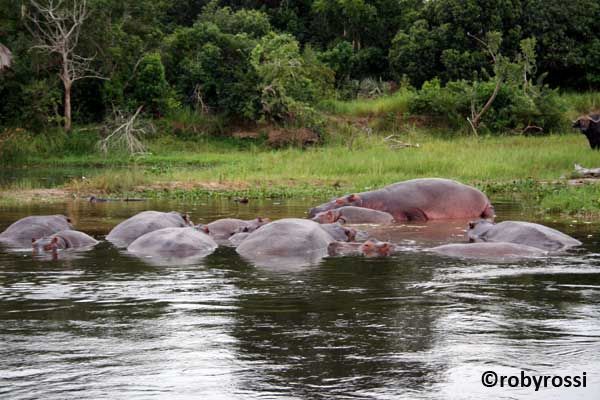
[573,114,600,149]
[309,178,494,222]
[0,215,72,247]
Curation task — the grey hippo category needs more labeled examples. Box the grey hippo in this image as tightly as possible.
[127,227,218,258]
[468,220,582,252]
[106,211,193,247]
[197,217,270,239]
[32,230,99,253]
[430,242,547,260]
[309,178,494,222]
[328,240,396,257]
[312,206,395,225]
[0,215,72,247]
[236,218,336,267]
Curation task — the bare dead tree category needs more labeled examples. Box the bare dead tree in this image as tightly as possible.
[0,43,12,71]
[26,0,106,131]
[98,106,150,156]
[467,32,504,136]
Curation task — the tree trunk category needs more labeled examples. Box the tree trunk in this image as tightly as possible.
[64,80,72,132]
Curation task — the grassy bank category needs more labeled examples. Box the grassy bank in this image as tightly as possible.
[2,91,600,217]
[2,132,600,217]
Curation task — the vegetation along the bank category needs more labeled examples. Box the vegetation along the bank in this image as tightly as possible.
[2,1,600,217]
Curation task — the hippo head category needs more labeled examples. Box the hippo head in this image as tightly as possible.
[32,236,64,253]
[196,224,210,234]
[238,217,271,233]
[467,219,494,242]
[311,210,341,224]
[335,194,363,207]
[343,227,357,242]
[360,240,395,257]
[182,213,194,226]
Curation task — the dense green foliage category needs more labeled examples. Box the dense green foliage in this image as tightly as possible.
[0,0,599,147]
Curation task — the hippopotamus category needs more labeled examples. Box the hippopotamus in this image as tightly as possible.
[198,217,270,239]
[236,218,336,267]
[32,230,98,253]
[127,227,218,257]
[228,232,251,246]
[308,178,494,222]
[468,220,582,252]
[106,211,193,247]
[430,242,547,260]
[311,206,395,225]
[319,223,368,242]
[0,215,72,247]
[328,240,395,257]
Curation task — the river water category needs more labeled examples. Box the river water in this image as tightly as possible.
[0,197,599,399]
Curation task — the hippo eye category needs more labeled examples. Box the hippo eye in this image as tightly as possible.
[468,222,475,229]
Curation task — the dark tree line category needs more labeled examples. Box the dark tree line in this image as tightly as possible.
[0,0,599,131]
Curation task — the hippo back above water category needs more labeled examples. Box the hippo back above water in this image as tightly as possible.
[308,178,494,222]
[236,219,335,267]
[127,227,218,257]
[431,242,547,260]
[106,211,192,247]
[0,215,72,247]
[32,230,98,253]
[468,220,582,252]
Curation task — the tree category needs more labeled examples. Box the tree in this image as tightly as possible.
[0,43,12,70]
[26,0,105,131]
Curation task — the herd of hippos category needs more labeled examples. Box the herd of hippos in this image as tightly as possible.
[0,178,583,266]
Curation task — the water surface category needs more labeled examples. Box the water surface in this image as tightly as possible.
[0,198,599,399]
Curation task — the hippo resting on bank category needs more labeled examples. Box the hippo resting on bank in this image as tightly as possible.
[106,211,193,247]
[0,215,72,247]
[468,220,582,252]
[127,227,217,258]
[328,240,395,257]
[32,230,98,253]
[308,178,494,222]
[430,242,547,260]
[312,206,395,225]
[236,219,336,267]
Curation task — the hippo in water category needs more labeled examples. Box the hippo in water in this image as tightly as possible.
[0,215,72,247]
[430,242,547,260]
[468,220,582,252]
[127,227,218,258]
[236,218,336,267]
[312,206,395,225]
[197,217,270,240]
[328,240,396,257]
[319,223,368,242]
[106,211,193,247]
[308,178,494,222]
[32,230,98,253]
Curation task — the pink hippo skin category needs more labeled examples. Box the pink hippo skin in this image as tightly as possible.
[0,215,73,247]
[328,240,396,257]
[32,229,98,253]
[311,206,395,225]
[308,178,494,222]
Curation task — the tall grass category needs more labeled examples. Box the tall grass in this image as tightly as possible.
[318,89,415,117]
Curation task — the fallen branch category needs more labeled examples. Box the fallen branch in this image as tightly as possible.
[98,106,149,155]
[574,164,600,178]
[384,134,420,150]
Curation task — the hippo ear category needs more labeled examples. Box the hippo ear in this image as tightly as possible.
[202,226,210,234]
[257,217,263,223]
[51,237,59,244]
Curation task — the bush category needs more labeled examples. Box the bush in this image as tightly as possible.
[408,78,567,134]
[132,52,179,117]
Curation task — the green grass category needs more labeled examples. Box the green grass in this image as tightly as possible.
[318,89,414,116]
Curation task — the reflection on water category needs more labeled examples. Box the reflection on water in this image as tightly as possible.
[0,198,599,399]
